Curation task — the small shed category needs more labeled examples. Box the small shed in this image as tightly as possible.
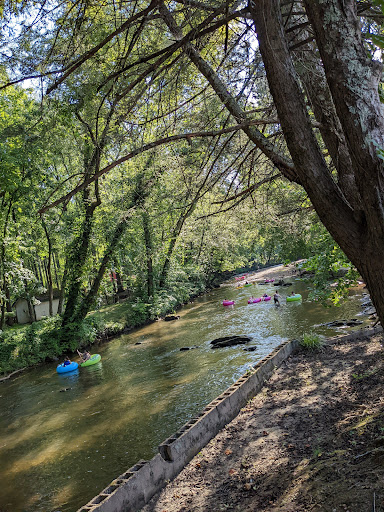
[14,291,61,324]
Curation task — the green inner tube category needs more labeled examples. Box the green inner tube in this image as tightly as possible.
[80,354,101,367]
[286,294,302,302]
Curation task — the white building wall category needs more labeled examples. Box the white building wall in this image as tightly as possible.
[34,298,60,321]
[15,300,31,324]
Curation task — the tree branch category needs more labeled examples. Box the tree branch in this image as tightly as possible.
[98,7,249,89]
[212,174,280,205]
[38,119,274,214]
[46,0,160,94]
[158,1,299,184]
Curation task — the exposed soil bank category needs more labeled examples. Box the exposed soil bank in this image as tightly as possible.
[141,333,384,512]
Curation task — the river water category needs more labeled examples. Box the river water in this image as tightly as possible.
[0,277,369,512]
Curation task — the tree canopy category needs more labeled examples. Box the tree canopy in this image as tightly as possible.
[1,0,384,340]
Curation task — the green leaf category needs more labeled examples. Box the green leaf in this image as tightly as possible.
[370,34,384,49]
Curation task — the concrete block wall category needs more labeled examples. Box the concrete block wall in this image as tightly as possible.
[76,326,382,512]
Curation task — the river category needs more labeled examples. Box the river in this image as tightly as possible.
[0,276,369,512]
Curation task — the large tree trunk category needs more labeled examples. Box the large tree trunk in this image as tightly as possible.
[61,188,100,329]
[73,217,129,323]
[249,0,384,323]
[284,9,361,208]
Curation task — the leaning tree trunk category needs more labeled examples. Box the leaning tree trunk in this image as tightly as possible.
[249,0,384,324]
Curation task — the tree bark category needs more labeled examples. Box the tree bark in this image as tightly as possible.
[41,218,54,316]
[303,1,384,237]
[283,8,361,208]
[5,284,14,326]
[249,0,384,323]
[61,187,100,328]
[73,216,129,322]
[142,210,155,298]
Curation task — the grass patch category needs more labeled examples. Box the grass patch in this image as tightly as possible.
[351,368,379,381]
[300,331,323,350]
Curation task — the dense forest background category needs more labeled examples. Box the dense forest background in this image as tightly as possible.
[0,0,383,370]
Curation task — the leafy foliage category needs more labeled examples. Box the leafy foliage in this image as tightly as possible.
[1,0,376,375]
[300,228,359,306]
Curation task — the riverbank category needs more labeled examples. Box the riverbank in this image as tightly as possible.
[142,332,384,512]
[0,262,288,378]
[0,267,234,377]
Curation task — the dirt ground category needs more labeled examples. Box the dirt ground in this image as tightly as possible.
[142,265,384,512]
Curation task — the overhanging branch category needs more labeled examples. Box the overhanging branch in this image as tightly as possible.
[212,173,280,205]
[38,119,276,214]
[46,0,160,94]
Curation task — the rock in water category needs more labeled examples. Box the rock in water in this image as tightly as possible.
[211,335,252,348]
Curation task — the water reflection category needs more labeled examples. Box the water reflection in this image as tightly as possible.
[57,368,80,386]
[0,279,368,512]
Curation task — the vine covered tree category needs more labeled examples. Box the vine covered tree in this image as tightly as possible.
[2,0,384,326]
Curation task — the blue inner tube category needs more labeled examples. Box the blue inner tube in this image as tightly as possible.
[56,361,78,373]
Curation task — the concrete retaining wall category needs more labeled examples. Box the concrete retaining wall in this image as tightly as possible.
[325,324,382,344]
[76,326,382,512]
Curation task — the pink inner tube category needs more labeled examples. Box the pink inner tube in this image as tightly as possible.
[223,300,235,306]
[264,279,274,283]
[248,296,271,303]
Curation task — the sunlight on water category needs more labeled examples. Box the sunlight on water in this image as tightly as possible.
[0,278,369,512]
